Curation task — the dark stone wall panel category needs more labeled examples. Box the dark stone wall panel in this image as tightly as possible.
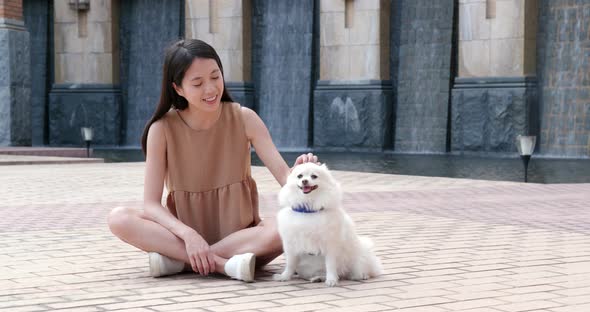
[451,77,538,153]
[391,0,455,153]
[537,0,590,157]
[252,0,314,149]
[119,0,183,146]
[23,0,50,146]
[313,81,393,150]
[48,84,121,146]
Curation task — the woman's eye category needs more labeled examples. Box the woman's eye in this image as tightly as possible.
[297,174,303,179]
[212,76,220,80]
[311,174,318,179]
[193,84,202,87]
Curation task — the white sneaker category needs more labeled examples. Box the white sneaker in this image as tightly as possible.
[224,253,256,282]
[148,252,185,277]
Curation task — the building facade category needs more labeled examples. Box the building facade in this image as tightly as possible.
[1,0,589,158]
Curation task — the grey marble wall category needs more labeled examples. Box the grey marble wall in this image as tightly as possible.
[451,77,538,153]
[226,82,254,110]
[119,0,183,146]
[313,81,393,150]
[252,0,314,149]
[0,24,31,146]
[23,0,50,146]
[48,84,121,146]
[390,0,455,153]
[536,0,590,157]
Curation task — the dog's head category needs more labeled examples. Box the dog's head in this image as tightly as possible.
[279,162,341,211]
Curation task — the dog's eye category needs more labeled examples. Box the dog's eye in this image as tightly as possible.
[297,174,303,179]
[311,174,318,179]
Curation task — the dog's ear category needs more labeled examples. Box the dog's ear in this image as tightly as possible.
[320,163,328,170]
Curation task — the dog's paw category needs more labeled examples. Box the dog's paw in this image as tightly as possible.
[309,276,325,283]
[325,278,338,287]
[273,273,291,282]
[350,272,370,281]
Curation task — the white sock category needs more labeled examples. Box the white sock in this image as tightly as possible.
[224,253,256,282]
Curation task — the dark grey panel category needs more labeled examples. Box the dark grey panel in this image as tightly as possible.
[226,82,254,110]
[390,0,455,153]
[119,0,183,146]
[0,27,32,146]
[252,0,314,149]
[313,81,393,151]
[451,77,538,153]
[48,84,121,146]
[23,0,50,146]
[536,0,590,157]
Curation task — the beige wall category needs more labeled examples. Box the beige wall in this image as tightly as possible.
[319,0,390,81]
[459,0,537,77]
[185,0,251,82]
[54,0,119,84]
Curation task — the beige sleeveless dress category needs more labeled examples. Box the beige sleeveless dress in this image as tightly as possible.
[161,102,261,245]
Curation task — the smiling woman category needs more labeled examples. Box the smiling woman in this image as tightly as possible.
[106,39,320,283]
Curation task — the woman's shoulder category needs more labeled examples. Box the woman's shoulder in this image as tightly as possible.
[234,104,257,124]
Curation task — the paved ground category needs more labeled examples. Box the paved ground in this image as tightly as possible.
[1,160,589,312]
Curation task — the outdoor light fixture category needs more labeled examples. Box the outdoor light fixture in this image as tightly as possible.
[516,135,536,182]
[81,127,93,158]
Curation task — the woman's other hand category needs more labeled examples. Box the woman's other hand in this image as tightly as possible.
[183,230,215,275]
[293,153,319,167]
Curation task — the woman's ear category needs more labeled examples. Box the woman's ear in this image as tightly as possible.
[172,82,184,97]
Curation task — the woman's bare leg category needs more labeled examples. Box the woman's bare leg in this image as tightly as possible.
[211,218,284,267]
[108,206,282,273]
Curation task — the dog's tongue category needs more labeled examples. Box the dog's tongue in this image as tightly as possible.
[303,185,313,193]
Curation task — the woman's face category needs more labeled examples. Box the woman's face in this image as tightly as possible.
[174,57,224,113]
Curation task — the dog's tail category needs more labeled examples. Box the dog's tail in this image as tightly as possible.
[359,236,383,277]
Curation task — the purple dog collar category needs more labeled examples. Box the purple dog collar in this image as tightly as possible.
[291,204,324,213]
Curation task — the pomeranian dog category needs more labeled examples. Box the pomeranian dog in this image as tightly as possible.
[273,162,382,287]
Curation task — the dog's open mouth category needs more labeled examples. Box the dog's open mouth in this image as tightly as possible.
[299,185,319,194]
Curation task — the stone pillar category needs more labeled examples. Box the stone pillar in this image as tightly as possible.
[452,0,538,153]
[314,0,392,150]
[390,0,455,153]
[48,0,121,146]
[536,0,590,157]
[0,0,31,146]
[252,0,314,149]
[185,0,253,109]
[23,0,50,146]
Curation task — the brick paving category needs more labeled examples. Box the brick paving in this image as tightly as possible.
[1,161,589,311]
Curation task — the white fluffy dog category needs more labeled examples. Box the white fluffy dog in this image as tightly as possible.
[273,163,382,287]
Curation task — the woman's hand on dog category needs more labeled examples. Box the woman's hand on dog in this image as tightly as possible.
[293,153,319,168]
[183,230,215,276]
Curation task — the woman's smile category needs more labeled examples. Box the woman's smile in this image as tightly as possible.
[203,95,217,105]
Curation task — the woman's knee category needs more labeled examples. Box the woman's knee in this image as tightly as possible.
[107,206,136,236]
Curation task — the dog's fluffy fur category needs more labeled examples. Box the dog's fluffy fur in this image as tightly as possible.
[273,163,382,287]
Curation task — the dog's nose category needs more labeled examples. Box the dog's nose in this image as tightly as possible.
[302,179,308,185]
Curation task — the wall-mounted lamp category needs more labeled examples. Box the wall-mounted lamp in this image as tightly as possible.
[516,135,536,182]
[81,127,94,158]
[69,0,90,11]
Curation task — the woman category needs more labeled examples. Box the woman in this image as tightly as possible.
[107,39,318,282]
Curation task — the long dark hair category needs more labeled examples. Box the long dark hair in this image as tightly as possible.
[140,39,233,155]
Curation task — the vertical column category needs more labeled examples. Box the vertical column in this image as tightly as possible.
[314,0,392,150]
[252,0,314,149]
[390,0,455,153]
[185,0,254,109]
[452,0,538,153]
[48,0,121,146]
[536,0,590,157]
[0,0,31,146]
